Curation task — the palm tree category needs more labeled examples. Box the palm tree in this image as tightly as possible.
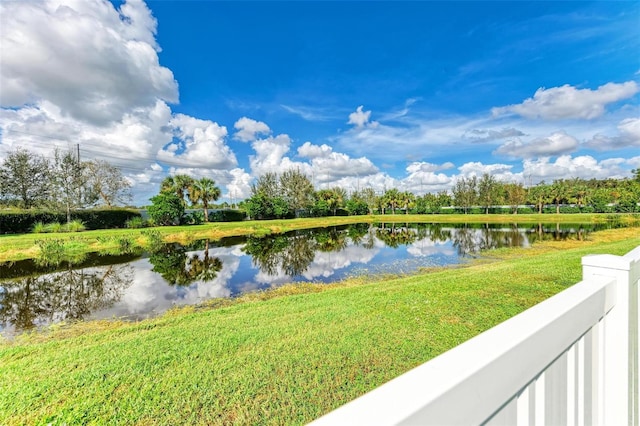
[570,178,589,209]
[400,191,416,214]
[383,188,402,214]
[160,174,194,207]
[188,177,221,222]
[550,180,568,214]
[330,187,347,215]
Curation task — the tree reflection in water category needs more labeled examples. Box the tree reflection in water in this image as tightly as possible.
[243,230,317,277]
[375,224,419,248]
[0,263,132,333]
[187,240,223,283]
[0,222,606,336]
[149,240,223,286]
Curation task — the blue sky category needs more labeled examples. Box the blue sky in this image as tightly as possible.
[1,0,639,205]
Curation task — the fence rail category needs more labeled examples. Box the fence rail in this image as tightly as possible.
[310,246,640,426]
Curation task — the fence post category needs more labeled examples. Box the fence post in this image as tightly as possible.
[582,251,639,426]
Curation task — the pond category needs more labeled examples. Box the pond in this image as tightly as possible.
[0,222,610,337]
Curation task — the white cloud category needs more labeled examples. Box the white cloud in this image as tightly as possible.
[0,98,174,165]
[584,117,640,150]
[494,131,579,159]
[627,156,640,169]
[226,168,253,199]
[491,81,639,120]
[233,117,271,142]
[249,133,313,178]
[312,152,378,183]
[295,142,379,184]
[522,155,631,183]
[457,162,521,183]
[297,142,333,159]
[157,114,237,169]
[401,162,454,194]
[0,0,178,126]
[463,127,525,143]
[406,162,455,174]
[348,105,373,128]
[402,172,452,195]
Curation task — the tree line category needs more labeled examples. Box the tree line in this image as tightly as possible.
[0,148,132,220]
[4,147,638,224]
[241,169,640,219]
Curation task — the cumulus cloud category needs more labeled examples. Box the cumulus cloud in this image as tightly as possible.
[0,0,178,126]
[0,0,186,205]
[157,114,237,169]
[583,117,640,150]
[457,162,521,182]
[400,162,455,194]
[233,117,271,142]
[494,131,579,159]
[522,155,630,182]
[0,98,174,164]
[297,142,333,159]
[226,168,254,199]
[406,162,455,174]
[249,133,313,178]
[312,153,378,183]
[491,81,639,120]
[294,142,378,184]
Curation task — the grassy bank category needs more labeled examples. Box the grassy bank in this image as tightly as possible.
[1,213,636,263]
[1,227,638,425]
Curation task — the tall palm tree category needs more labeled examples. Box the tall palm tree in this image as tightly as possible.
[330,187,347,215]
[188,177,221,222]
[550,179,568,214]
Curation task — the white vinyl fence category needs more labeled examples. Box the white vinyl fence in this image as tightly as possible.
[310,246,640,426]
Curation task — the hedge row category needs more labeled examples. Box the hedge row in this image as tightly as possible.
[209,209,247,222]
[0,209,142,234]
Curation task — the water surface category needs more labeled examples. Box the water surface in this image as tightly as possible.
[0,222,605,337]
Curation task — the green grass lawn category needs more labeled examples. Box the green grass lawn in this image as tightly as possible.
[1,226,638,425]
[1,213,635,263]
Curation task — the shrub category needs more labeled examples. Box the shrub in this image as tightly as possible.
[148,193,185,226]
[32,222,47,233]
[47,222,65,233]
[65,220,85,232]
[125,217,147,229]
[183,210,205,225]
